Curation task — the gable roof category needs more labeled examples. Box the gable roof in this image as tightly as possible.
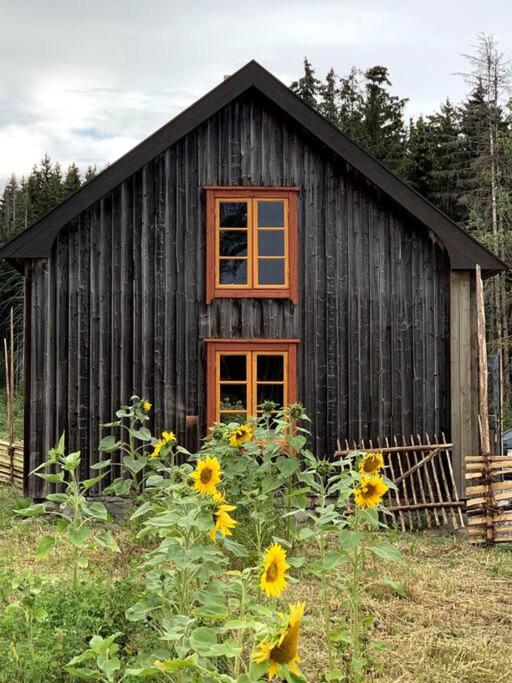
[0,60,507,273]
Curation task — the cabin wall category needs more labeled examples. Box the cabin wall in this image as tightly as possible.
[23,92,451,497]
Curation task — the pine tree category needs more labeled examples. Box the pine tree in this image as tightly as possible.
[290,58,320,109]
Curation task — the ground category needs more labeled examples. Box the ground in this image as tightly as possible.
[0,485,511,683]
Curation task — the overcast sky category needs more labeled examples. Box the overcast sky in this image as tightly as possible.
[1,0,512,190]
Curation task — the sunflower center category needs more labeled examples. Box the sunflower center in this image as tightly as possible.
[265,560,279,582]
[363,482,376,496]
[363,456,378,473]
[270,622,299,664]
[200,467,213,484]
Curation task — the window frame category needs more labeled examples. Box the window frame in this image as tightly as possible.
[205,187,299,303]
[205,339,298,428]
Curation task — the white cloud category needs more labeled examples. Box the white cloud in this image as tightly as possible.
[1,0,512,190]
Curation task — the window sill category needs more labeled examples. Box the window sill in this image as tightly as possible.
[207,288,297,303]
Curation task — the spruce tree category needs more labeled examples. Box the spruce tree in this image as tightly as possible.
[404,116,435,197]
[338,67,364,141]
[63,163,82,196]
[359,66,408,173]
[290,58,320,109]
[84,165,98,183]
[426,98,465,222]
[318,68,340,125]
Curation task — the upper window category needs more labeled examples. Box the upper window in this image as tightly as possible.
[205,187,299,303]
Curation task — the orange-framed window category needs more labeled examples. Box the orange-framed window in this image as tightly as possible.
[205,339,298,427]
[205,187,299,303]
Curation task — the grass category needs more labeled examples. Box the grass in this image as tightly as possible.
[0,387,24,441]
[0,484,511,682]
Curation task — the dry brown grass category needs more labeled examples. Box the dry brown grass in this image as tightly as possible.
[1,486,512,682]
[289,532,512,683]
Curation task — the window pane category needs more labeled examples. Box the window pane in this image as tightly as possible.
[258,201,284,227]
[257,383,284,406]
[220,230,248,257]
[220,355,246,381]
[220,384,246,410]
[220,259,247,285]
[257,355,284,381]
[219,412,247,424]
[220,202,247,227]
[258,230,285,257]
[258,259,285,285]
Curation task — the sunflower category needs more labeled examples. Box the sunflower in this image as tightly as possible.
[359,451,384,476]
[211,488,226,504]
[161,431,176,444]
[209,502,237,541]
[260,543,290,598]
[150,441,163,458]
[354,475,388,509]
[150,431,176,458]
[190,456,222,495]
[142,400,152,412]
[228,423,254,448]
[252,602,305,680]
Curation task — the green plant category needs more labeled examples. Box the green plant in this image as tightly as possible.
[14,434,120,589]
[65,632,125,682]
[312,451,402,683]
[200,405,310,559]
[97,395,179,498]
[3,571,48,676]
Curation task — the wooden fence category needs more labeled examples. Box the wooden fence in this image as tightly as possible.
[466,453,512,545]
[0,439,23,487]
[336,433,464,531]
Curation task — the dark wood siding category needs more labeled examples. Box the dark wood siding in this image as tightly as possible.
[24,92,450,497]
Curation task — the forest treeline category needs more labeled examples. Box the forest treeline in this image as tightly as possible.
[0,34,511,409]
[292,36,512,410]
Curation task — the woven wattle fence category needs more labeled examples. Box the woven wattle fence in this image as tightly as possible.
[466,453,512,545]
[0,439,24,488]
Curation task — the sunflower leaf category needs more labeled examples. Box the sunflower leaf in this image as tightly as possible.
[189,627,241,658]
[370,542,402,562]
[339,530,363,550]
[382,576,407,597]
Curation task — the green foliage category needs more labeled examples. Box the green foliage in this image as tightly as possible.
[98,395,178,499]
[16,434,119,588]
[201,405,310,559]
[0,572,157,683]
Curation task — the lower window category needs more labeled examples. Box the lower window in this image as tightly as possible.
[205,340,298,427]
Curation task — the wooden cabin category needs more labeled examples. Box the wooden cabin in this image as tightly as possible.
[0,61,506,498]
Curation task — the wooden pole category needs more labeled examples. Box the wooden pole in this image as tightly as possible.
[476,265,490,455]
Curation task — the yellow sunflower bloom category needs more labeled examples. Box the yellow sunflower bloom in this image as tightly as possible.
[190,456,222,495]
[359,451,384,476]
[252,602,305,680]
[209,502,237,541]
[150,441,163,458]
[260,543,290,598]
[161,431,176,444]
[211,489,226,504]
[142,400,152,412]
[354,475,388,509]
[228,423,254,448]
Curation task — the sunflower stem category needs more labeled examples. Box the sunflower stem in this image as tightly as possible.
[350,507,363,683]
[319,530,334,672]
